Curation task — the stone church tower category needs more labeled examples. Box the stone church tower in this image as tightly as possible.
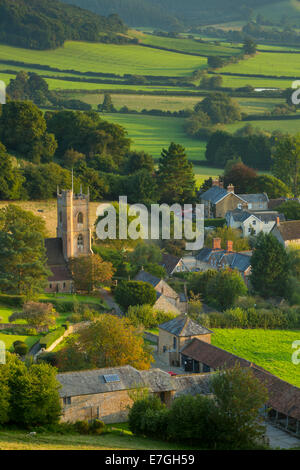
[56,188,92,261]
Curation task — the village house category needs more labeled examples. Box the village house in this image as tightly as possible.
[180,338,300,436]
[45,188,92,293]
[158,314,212,367]
[134,270,187,314]
[57,365,211,423]
[271,219,300,247]
[195,238,252,285]
[199,179,269,218]
[226,209,285,237]
[159,253,189,276]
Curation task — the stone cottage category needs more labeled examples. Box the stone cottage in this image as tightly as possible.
[158,314,212,367]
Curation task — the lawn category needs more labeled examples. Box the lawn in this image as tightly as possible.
[219,74,294,89]
[0,41,206,78]
[221,51,300,78]
[0,333,40,351]
[212,329,300,387]
[0,427,199,450]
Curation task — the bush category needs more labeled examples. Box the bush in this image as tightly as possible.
[40,327,65,349]
[126,305,176,328]
[0,294,25,308]
[115,281,157,311]
[128,395,167,437]
[74,420,90,435]
[89,419,106,435]
[14,342,28,356]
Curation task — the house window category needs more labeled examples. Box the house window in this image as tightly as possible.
[77,234,84,251]
[49,284,52,289]
[63,397,71,405]
[252,220,256,225]
[63,282,66,289]
[173,337,177,350]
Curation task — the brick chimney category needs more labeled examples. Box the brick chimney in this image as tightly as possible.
[219,181,224,189]
[227,184,235,194]
[212,178,220,187]
[226,240,233,252]
[276,216,280,227]
[212,238,222,250]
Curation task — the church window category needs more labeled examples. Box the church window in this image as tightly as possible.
[78,212,83,225]
[77,234,84,251]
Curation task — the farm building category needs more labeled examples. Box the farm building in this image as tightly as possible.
[180,338,300,436]
[57,365,211,423]
[158,314,212,367]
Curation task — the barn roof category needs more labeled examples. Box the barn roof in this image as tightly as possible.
[159,314,212,337]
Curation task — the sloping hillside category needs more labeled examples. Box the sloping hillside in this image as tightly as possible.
[62,0,295,27]
[0,0,126,50]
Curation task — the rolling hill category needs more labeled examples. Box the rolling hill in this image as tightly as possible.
[0,0,126,50]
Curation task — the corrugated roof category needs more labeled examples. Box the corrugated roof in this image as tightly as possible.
[159,314,212,337]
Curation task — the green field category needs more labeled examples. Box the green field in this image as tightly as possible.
[140,33,241,57]
[0,41,206,77]
[221,51,300,78]
[0,333,40,351]
[0,426,198,450]
[219,74,293,89]
[226,118,300,135]
[212,329,300,387]
[103,113,207,161]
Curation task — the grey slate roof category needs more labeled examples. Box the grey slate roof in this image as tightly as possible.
[200,186,229,204]
[238,193,269,204]
[134,271,160,287]
[196,247,215,262]
[160,253,181,276]
[227,209,285,224]
[57,365,175,398]
[45,238,66,266]
[159,314,212,337]
[174,374,212,397]
[223,252,251,272]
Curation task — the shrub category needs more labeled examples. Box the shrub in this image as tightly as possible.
[74,420,90,435]
[89,419,106,435]
[40,327,65,349]
[128,395,166,436]
[14,342,28,356]
[26,328,38,336]
[115,281,157,311]
[68,313,82,324]
[0,294,25,307]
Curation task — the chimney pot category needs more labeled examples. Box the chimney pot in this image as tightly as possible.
[276,216,280,227]
[227,240,234,252]
[212,178,220,187]
[212,238,222,250]
[227,184,235,194]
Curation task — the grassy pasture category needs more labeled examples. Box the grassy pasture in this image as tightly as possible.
[103,113,206,161]
[221,51,300,78]
[212,329,300,387]
[0,41,206,77]
[226,118,300,135]
[140,34,242,57]
[0,333,40,351]
[219,74,294,89]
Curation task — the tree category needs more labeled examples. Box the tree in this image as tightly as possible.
[0,363,10,424]
[62,314,153,370]
[0,143,24,200]
[124,151,154,175]
[223,162,257,194]
[206,268,247,310]
[272,133,300,196]
[205,227,250,252]
[250,233,291,298]
[250,174,289,199]
[62,149,86,169]
[0,205,50,298]
[243,37,257,55]
[69,255,115,293]
[277,200,300,220]
[157,142,196,204]
[98,93,115,113]
[196,92,241,124]
[114,280,157,311]
[129,243,162,268]
[126,304,175,328]
[9,302,57,329]
[211,364,268,447]
[7,355,61,427]
[0,101,57,164]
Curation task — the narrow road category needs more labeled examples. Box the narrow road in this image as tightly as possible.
[99,288,123,316]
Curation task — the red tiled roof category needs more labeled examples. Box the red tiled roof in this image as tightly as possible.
[181,339,300,420]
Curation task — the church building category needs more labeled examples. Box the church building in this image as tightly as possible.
[45,188,92,293]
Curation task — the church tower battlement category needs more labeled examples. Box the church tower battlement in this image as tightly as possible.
[56,188,92,260]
